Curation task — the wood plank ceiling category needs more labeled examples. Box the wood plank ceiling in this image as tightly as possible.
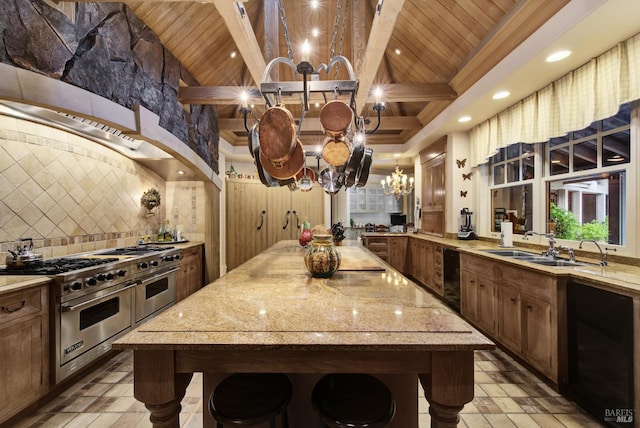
[125,0,570,165]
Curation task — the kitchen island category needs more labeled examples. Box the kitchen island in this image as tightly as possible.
[113,240,494,427]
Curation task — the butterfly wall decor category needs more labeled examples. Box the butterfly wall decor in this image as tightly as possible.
[460,190,468,197]
[456,159,467,168]
[463,172,473,181]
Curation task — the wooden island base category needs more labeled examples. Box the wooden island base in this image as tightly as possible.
[134,349,474,428]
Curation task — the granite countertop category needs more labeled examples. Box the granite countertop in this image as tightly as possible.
[113,240,494,352]
[362,232,640,296]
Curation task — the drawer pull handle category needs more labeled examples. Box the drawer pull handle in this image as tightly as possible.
[2,300,26,313]
[510,297,517,303]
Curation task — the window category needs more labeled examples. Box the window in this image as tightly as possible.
[545,103,631,245]
[490,143,535,234]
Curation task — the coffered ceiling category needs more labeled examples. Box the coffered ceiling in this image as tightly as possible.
[117,0,638,174]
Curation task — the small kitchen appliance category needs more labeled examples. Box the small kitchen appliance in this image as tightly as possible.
[458,208,477,240]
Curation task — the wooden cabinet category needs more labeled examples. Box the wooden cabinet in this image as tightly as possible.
[461,267,496,335]
[388,237,408,272]
[420,139,446,236]
[226,179,325,270]
[0,284,49,424]
[176,245,203,302]
[364,236,389,262]
[460,253,558,381]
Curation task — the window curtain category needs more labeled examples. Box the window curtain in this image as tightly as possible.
[470,32,640,168]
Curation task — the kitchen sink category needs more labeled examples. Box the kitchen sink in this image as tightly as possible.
[527,259,595,267]
[482,249,539,257]
[481,249,597,267]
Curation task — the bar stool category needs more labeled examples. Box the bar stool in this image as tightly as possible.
[312,374,396,428]
[208,373,292,427]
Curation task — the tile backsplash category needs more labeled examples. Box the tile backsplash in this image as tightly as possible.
[0,115,204,259]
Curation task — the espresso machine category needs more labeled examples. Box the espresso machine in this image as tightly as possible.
[458,208,477,240]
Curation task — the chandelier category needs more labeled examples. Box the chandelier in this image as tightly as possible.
[381,161,414,199]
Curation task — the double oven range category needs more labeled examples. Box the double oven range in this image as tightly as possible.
[0,245,180,383]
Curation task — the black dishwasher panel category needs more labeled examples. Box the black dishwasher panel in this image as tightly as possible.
[567,282,634,427]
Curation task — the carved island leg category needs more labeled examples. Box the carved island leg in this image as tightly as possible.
[133,350,193,428]
[418,351,474,428]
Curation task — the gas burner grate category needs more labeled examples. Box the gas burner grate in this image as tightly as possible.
[96,245,174,256]
[0,257,119,275]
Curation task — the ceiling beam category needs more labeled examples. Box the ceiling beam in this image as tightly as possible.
[218,116,421,132]
[179,83,453,105]
[212,0,265,87]
[355,0,405,115]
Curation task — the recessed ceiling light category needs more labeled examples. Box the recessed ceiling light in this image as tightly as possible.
[546,50,571,62]
[458,116,471,123]
[394,48,401,55]
[314,102,320,108]
[177,170,186,175]
[311,27,320,38]
[393,153,401,158]
[492,91,510,100]
[230,51,237,59]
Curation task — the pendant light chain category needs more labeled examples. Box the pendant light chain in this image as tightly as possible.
[329,0,342,61]
[334,0,349,80]
[276,0,295,64]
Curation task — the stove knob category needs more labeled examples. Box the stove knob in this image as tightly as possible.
[138,262,148,269]
[150,260,159,267]
[163,255,174,262]
[87,277,97,286]
[97,273,106,281]
[106,273,115,280]
[69,281,82,291]
[175,254,181,260]
[117,270,126,277]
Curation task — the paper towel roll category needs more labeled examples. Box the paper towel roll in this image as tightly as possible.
[500,221,513,247]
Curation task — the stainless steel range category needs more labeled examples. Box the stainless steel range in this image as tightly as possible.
[1,245,180,383]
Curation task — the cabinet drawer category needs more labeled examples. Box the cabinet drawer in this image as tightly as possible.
[497,264,553,300]
[460,255,496,280]
[0,287,45,323]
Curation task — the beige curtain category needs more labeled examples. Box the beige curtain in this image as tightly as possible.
[470,32,640,168]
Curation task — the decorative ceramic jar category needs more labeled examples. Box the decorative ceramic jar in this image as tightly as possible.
[304,234,341,278]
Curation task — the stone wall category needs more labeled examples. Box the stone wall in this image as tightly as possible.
[0,0,218,173]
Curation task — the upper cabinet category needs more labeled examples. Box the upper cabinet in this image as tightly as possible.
[420,138,446,236]
[349,187,401,213]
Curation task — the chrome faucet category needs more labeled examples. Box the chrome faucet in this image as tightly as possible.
[523,231,559,258]
[579,239,608,266]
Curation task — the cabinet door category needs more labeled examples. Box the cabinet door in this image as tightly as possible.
[388,237,407,273]
[460,270,477,322]
[0,286,48,422]
[226,180,268,270]
[267,185,292,246]
[475,275,496,335]
[177,246,203,302]
[523,297,553,376]
[497,285,522,353]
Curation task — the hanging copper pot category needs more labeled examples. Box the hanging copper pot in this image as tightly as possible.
[321,135,350,168]
[253,146,279,187]
[260,139,304,180]
[258,105,297,163]
[319,100,353,137]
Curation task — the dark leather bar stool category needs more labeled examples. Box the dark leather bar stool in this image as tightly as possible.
[312,374,396,428]
[208,373,292,427]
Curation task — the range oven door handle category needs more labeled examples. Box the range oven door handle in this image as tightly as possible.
[61,283,137,312]
[137,268,179,286]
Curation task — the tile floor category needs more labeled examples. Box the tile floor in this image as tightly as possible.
[11,348,605,428]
